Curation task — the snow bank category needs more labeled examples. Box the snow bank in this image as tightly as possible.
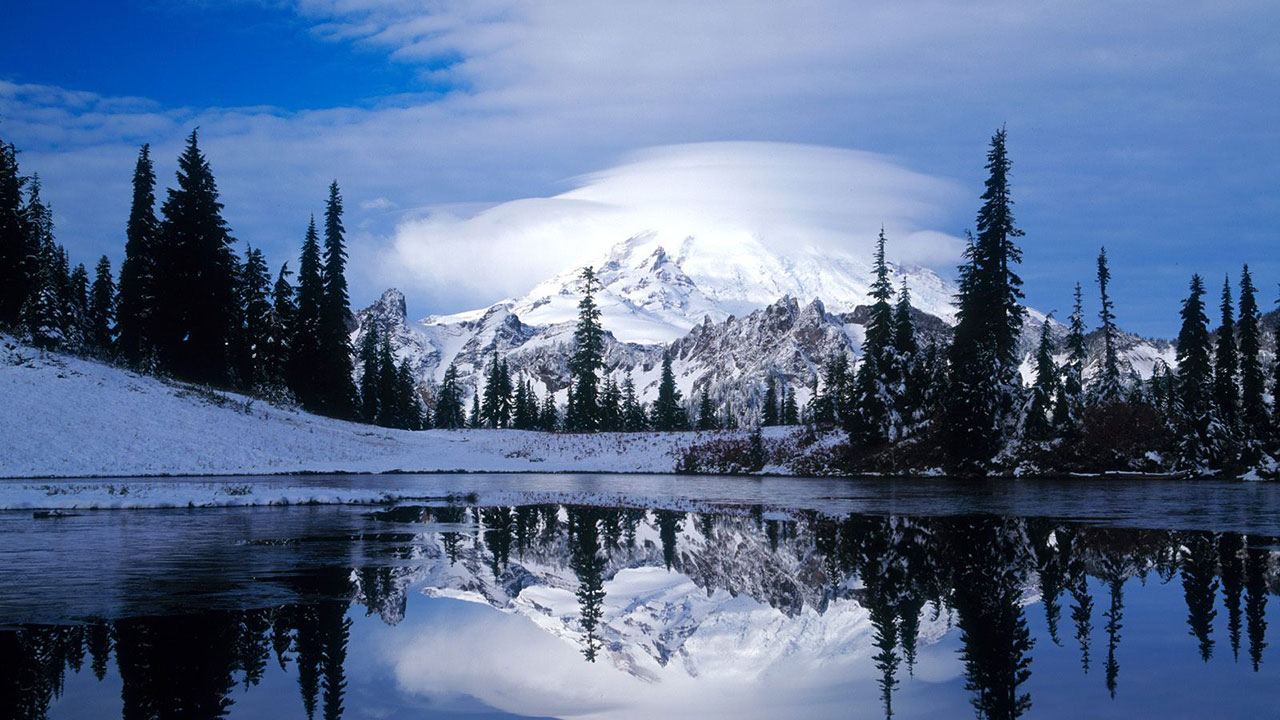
[0,336,783,480]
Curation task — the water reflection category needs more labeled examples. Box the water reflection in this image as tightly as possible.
[2,502,1277,719]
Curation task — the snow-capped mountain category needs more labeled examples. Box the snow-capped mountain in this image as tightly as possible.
[354,233,1174,421]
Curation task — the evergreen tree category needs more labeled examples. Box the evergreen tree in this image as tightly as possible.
[358,324,381,424]
[539,388,559,431]
[115,145,161,365]
[0,139,32,327]
[1094,247,1123,402]
[1025,318,1058,442]
[375,332,398,427]
[469,391,482,429]
[1055,283,1087,435]
[434,363,466,429]
[18,179,66,350]
[1175,275,1221,470]
[67,261,90,349]
[696,387,717,430]
[816,352,850,426]
[761,377,779,427]
[265,262,296,390]
[892,280,921,431]
[86,255,116,355]
[653,350,686,430]
[289,217,324,407]
[152,130,239,384]
[234,247,275,388]
[395,359,423,430]
[1213,275,1239,432]
[316,181,357,418]
[848,228,898,446]
[943,128,1026,474]
[598,376,623,431]
[481,352,513,428]
[620,372,647,431]
[566,267,605,431]
[781,383,800,425]
[1236,265,1266,442]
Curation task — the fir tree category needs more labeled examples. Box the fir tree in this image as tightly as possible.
[539,388,559,431]
[816,352,850,426]
[1056,283,1087,435]
[116,145,160,365]
[761,377,779,427]
[566,267,605,431]
[696,387,717,430]
[86,255,116,355]
[358,324,381,424]
[153,130,239,385]
[67,261,89,349]
[316,181,357,418]
[434,363,466,429]
[1025,318,1059,442]
[0,139,32,327]
[481,352,513,428]
[18,179,65,350]
[848,228,898,446]
[289,217,323,407]
[781,383,800,425]
[375,332,398,427]
[236,247,274,388]
[266,262,296,389]
[892,280,921,431]
[1213,275,1239,432]
[395,359,423,430]
[1175,275,1220,470]
[1094,247,1123,402]
[1236,266,1266,441]
[943,128,1026,474]
[621,372,647,431]
[469,391,482,429]
[598,376,623,431]
[653,350,686,431]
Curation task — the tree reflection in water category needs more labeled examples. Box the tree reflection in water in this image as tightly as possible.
[2,504,1278,720]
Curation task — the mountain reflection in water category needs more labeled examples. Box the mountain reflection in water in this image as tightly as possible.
[2,500,1277,719]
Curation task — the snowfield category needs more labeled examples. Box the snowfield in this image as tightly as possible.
[1,335,762,480]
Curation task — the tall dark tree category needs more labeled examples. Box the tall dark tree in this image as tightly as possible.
[652,350,686,431]
[1094,247,1123,402]
[566,267,604,431]
[358,324,382,424]
[1236,266,1266,443]
[892,281,921,432]
[1175,275,1221,470]
[761,377,779,427]
[620,372,647,431]
[152,130,239,384]
[0,139,32,327]
[289,217,324,407]
[943,128,1026,474]
[1025,318,1058,442]
[115,144,161,366]
[696,387,718,431]
[18,179,66,350]
[848,228,898,446]
[538,388,559,431]
[87,256,116,355]
[316,181,357,418]
[1055,284,1087,435]
[781,383,800,425]
[480,352,513,428]
[236,247,274,388]
[434,363,467,429]
[265,262,296,390]
[1213,276,1239,433]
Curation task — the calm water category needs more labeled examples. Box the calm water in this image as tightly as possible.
[1,474,1278,719]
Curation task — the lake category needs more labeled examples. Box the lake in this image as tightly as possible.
[1,473,1277,719]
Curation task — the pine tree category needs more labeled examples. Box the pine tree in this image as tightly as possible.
[1094,247,1123,402]
[469,391,482,428]
[395,359,423,430]
[598,376,622,431]
[943,128,1026,474]
[653,350,686,431]
[358,324,381,424]
[86,256,115,355]
[621,372,647,431]
[761,377,779,427]
[892,280,921,431]
[236,247,274,389]
[18,178,65,350]
[1213,275,1239,431]
[849,228,898,446]
[67,262,90,349]
[0,139,32,327]
[1056,283,1087,436]
[1237,265,1266,441]
[566,267,605,431]
[1175,275,1220,470]
[781,383,799,425]
[481,352,513,428]
[816,352,850,426]
[1025,318,1059,442]
[434,363,466,429]
[538,388,559,431]
[375,332,398,427]
[151,130,239,384]
[696,388,717,430]
[316,181,357,418]
[116,145,160,365]
[289,217,323,407]
[265,262,296,390]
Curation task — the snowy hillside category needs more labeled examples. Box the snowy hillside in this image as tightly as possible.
[0,335,755,480]
[358,234,1174,423]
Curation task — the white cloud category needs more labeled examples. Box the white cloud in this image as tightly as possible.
[378,141,967,309]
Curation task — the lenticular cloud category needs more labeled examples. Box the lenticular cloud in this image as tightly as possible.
[380,141,967,310]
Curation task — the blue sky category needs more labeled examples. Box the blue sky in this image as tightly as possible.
[2,0,1278,337]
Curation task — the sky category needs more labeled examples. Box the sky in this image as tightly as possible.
[2,0,1277,337]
